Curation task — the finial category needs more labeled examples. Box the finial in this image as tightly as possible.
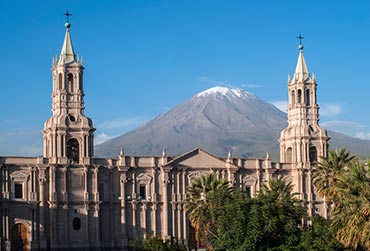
[162,149,167,157]
[297,34,304,50]
[266,152,270,159]
[227,149,232,159]
[119,147,124,157]
[64,10,72,29]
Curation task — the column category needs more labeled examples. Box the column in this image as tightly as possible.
[94,204,100,241]
[151,203,157,236]
[182,170,187,243]
[142,203,147,237]
[162,171,169,239]
[39,170,46,239]
[132,202,137,238]
[119,172,127,238]
[171,202,176,238]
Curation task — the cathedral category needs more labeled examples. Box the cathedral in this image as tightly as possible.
[0,19,328,251]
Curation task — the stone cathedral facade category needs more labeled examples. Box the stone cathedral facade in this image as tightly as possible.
[0,21,328,251]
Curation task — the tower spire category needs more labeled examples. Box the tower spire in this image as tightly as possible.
[59,11,76,65]
[44,16,95,165]
[293,35,309,82]
[279,39,328,165]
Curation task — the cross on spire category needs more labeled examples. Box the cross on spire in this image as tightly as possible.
[64,10,72,22]
[297,34,304,46]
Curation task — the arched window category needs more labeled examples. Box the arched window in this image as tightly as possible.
[291,90,295,105]
[309,146,317,163]
[297,89,302,103]
[79,73,83,90]
[72,217,81,230]
[68,73,74,93]
[305,89,310,105]
[67,138,79,163]
[286,147,293,163]
[58,73,63,89]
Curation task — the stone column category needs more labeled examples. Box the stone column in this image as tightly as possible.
[182,169,187,244]
[142,203,147,237]
[38,168,46,239]
[171,202,176,238]
[94,204,100,241]
[119,172,127,238]
[161,171,169,239]
[182,204,187,246]
[63,204,69,242]
[151,203,157,236]
[131,202,137,238]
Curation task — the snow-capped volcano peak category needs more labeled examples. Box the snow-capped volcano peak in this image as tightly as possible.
[196,86,255,99]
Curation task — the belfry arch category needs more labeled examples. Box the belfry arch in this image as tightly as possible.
[67,138,79,163]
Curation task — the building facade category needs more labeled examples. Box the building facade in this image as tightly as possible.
[0,22,328,251]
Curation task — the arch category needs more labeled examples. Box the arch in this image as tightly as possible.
[309,146,317,163]
[305,89,310,105]
[286,147,293,163]
[58,73,63,90]
[67,138,79,163]
[68,73,74,93]
[11,223,29,251]
[73,217,81,230]
[79,73,83,90]
[297,89,302,103]
[291,90,295,105]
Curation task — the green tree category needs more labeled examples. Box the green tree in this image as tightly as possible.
[185,173,232,245]
[206,189,252,251]
[129,234,187,251]
[204,177,307,250]
[249,177,306,250]
[331,163,370,250]
[313,148,357,199]
[296,215,346,251]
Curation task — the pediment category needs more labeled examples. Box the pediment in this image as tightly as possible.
[10,170,29,179]
[164,148,238,170]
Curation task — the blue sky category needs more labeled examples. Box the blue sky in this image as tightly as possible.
[1,0,370,156]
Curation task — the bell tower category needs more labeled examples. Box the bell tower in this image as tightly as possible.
[279,38,328,165]
[43,15,95,164]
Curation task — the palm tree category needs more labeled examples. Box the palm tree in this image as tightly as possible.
[185,173,232,247]
[312,148,357,199]
[259,176,299,203]
[331,163,370,250]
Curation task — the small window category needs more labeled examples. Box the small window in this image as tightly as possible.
[14,183,23,199]
[245,186,251,197]
[139,185,146,199]
[73,217,81,230]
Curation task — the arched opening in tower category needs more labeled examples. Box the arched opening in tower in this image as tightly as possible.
[309,146,317,162]
[68,73,74,93]
[67,138,79,163]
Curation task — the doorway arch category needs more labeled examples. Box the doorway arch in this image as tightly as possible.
[11,223,29,251]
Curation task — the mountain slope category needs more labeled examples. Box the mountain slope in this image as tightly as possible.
[95,87,370,160]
